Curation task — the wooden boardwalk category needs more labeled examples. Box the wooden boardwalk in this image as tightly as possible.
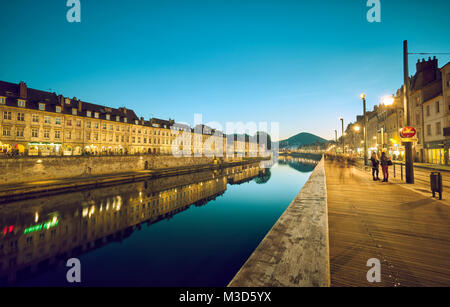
[325,160,450,287]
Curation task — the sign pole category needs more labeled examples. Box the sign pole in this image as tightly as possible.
[403,40,414,184]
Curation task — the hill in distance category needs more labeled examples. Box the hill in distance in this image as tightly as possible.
[278,132,328,149]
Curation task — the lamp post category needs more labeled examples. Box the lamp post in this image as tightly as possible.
[360,94,368,166]
[403,40,414,184]
[334,129,338,154]
[340,118,344,154]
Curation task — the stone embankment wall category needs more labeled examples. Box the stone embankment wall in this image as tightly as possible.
[0,155,242,185]
[228,157,330,287]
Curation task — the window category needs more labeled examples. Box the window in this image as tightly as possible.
[16,128,24,137]
[55,117,61,125]
[86,121,91,128]
[94,112,99,118]
[135,120,138,125]
[44,116,51,124]
[2,127,11,136]
[87,110,91,117]
[17,99,25,107]
[94,122,99,129]
[109,125,113,131]
[56,106,61,113]
[94,133,99,141]
[116,116,120,122]
[76,120,81,127]
[32,129,38,138]
[3,111,11,120]
[39,103,45,111]
[436,122,442,135]
[426,105,430,116]
[44,130,50,139]
[17,112,25,121]
[106,114,110,120]
[436,101,440,113]
[427,124,432,136]
[66,119,72,126]
[55,131,61,139]
[102,123,106,130]
[66,131,71,139]
[65,98,71,104]
[116,125,119,131]
[32,114,39,123]
[0,96,5,104]
[86,133,91,140]
[72,108,77,115]
[124,118,127,123]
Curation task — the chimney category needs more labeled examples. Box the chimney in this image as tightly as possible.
[140,116,145,125]
[77,99,82,112]
[19,81,27,98]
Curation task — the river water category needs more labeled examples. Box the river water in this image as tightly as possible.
[0,157,318,286]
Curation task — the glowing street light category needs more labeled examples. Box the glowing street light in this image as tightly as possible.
[382,95,395,106]
[353,125,361,132]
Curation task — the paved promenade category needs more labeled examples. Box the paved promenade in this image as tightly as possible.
[325,159,450,287]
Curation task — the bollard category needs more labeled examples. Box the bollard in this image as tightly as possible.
[430,172,443,200]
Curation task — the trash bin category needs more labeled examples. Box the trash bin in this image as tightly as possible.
[430,172,443,200]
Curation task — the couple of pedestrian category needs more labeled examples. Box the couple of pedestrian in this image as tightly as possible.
[370,152,392,182]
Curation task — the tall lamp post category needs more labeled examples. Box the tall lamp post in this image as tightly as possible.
[403,40,414,184]
[340,118,344,154]
[360,94,368,166]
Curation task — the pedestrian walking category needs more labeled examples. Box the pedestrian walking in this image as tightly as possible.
[380,152,390,182]
[370,152,380,181]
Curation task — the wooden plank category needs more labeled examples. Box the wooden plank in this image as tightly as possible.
[325,160,450,287]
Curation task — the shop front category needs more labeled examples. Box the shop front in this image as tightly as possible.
[425,141,447,165]
[27,142,62,156]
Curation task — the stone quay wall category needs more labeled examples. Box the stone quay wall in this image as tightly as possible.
[0,155,243,185]
[228,156,330,287]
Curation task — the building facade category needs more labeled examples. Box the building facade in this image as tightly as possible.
[0,81,263,158]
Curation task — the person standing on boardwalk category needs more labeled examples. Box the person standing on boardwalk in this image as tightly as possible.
[370,152,380,181]
[380,152,390,182]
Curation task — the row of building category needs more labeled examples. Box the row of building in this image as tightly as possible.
[343,57,450,165]
[0,80,268,157]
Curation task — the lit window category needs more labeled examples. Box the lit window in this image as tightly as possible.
[15,129,26,142]
[55,117,61,125]
[18,100,26,107]
[0,96,6,104]
[86,121,91,128]
[56,106,61,113]
[94,112,99,118]
[87,110,91,117]
[106,114,110,120]
[44,116,51,124]
[2,127,11,136]
[39,103,45,111]
[65,98,71,104]
[124,118,127,123]
[116,116,120,122]
[72,108,77,115]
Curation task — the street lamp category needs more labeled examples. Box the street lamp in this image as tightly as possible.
[339,117,344,154]
[360,94,368,166]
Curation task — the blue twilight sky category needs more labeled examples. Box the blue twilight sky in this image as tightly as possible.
[1,0,450,140]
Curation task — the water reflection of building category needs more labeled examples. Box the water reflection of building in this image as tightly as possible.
[0,163,265,284]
